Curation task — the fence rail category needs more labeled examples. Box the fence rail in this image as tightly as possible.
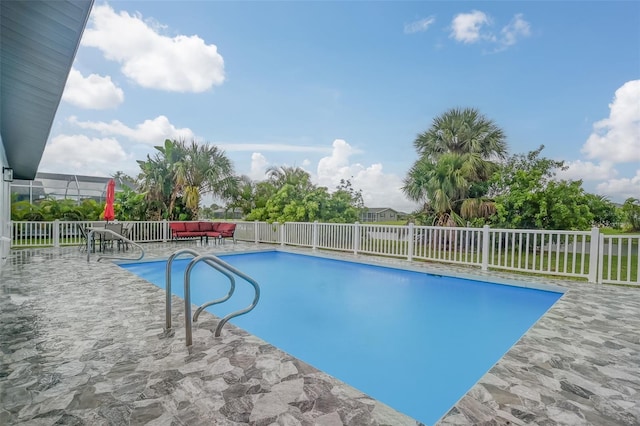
[486,228,597,281]
[599,234,640,286]
[412,226,483,267]
[7,220,639,285]
[10,220,168,248]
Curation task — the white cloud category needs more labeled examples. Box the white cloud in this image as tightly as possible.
[62,68,124,109]
[249,153,269,180]
[499,13,531,49]
[404,16,436,34]
[217,143,331,153]
[40,134,132,176]
[557,160,617,181]
[81,4,224,92]
[450,10,490,44]
[582,80,640,163]
[316,139,355,178]
[316,140,419,212]
[596,170,640,201]
[559,81,639,202]
[68,115,194,145]
[450,11,531,51]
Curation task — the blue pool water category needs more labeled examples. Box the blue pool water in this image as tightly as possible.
[120,251,562,425]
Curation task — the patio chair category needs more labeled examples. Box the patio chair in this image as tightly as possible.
[77,224,89,252]
[119,225,131,251]
[102,223,124,252]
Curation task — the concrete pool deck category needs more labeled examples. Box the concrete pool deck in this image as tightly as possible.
[1,241,638,425]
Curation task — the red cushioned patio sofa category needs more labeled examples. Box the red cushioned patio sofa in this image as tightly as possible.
[169,221,236,244]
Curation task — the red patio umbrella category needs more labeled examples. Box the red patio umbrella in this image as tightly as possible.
[103,179,116,222]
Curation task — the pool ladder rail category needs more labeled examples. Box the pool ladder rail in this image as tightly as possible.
[165,248,260,347]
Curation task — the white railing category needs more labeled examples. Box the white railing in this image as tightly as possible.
[233,221,256,242]
[255,222,279,244]
[11,221,56,248]
[359,224,410,258]
[598,234,640,286]
[284,222,314,247]
[412,225,483,267]
[317,222,355,252]
[8,220,639,285]
[486,228,596,280]
[126,221,167,243]
[10,220,169,248]
[10,220,98,248]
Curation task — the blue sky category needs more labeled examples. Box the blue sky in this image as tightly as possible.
[42,1,640,212]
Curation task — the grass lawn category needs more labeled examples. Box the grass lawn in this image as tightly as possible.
[11,237,84,248]
[359,238,638,283]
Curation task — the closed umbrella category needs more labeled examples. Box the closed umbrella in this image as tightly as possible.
[103,179,116,222]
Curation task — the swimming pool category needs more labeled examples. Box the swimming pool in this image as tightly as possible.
[120,250,563,425]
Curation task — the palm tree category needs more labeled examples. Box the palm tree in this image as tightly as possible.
[266,166,314,192]
[623,198,640,231]
[227,175,256,215]
[404,154,473,225]
[137,141,178,220]
[414,107,507,161]
[137,139,190,219]
[404,107,507,224]
[174,140,237,218]
[136,139,241,220]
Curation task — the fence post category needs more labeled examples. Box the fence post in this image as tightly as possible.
[481,225,490,271]
[254,220,259,244]
[354,222,360,255]
[407,222,414,261]
[312,221,318,251]
[52,220,60,248]
[8,220,12,249]
[162,219,168,242]
[280,223,286,246]
[588,227,599,283]
[597,233,605,284]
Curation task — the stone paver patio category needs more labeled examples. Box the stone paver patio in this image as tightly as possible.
[1,241,638,425]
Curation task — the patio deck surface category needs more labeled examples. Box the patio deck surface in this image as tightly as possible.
[0,241,638,425]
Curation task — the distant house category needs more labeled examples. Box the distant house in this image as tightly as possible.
[212,208,243,220]
[359,207,407,222]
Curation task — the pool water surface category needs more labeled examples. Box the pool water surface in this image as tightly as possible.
[120,251,562,425]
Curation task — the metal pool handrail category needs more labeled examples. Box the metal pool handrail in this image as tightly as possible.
[164,248,236,331]
[184,254,261,346]
[86,228,145,263]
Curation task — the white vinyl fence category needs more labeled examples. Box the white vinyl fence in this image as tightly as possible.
[9,220,639,285]
[598,234,640,285]
[9,220,168,248]
[412,226,483,267]
[486,228,599,281]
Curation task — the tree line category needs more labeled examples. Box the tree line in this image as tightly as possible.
[10,109,640,232]
[11,139,365,225]
[403,107,638,232]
